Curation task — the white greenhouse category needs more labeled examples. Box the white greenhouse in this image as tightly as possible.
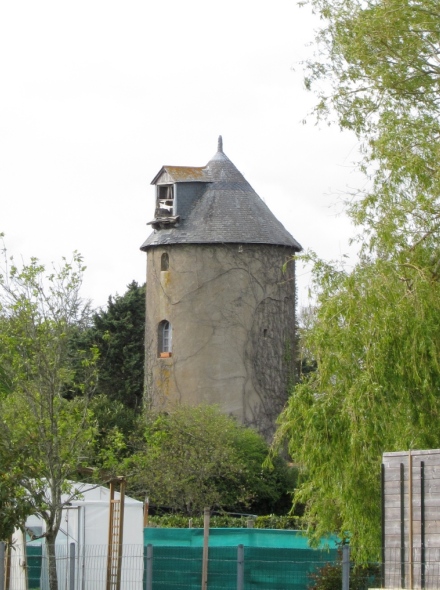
[9,481,144,590]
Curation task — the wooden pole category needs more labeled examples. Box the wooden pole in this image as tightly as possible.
[143,497,149,528]
[106,477,126,590]
[116,480,126,590]
[201,508,210,590]
[4,541,11,590]
[106,481,116,590]
[0,542,5,590]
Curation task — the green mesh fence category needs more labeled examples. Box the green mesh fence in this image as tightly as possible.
[26,545,43,589]
[20,529,339,589]
[147,545,338,590]
[144,528,339,590]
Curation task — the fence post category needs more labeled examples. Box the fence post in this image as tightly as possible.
[146,544,153,590]
[342,545,350,590]
[69,543,75,590]
[237,545,244,590]
[201,507,210,590]
[0,542,5,590]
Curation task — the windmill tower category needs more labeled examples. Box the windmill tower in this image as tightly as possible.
[140,137,302,438]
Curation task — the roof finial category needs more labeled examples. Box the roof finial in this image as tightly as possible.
[218,135,223,153]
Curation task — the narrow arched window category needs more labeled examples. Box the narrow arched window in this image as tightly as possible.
[158,320,172,356]
[161,252,169,271]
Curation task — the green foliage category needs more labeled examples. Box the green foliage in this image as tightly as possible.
[308,561,343,590]
[0,445,33,541]
[254,514,304,529]
[0,245,99,587]
[277,250,440,557]
[87,394,142,469]
[231,423,298,515]
[148,513,304,529]
[308,552,380,590]
[78,281,145,411]
[276,0,440,561]
[126,405,294,515]
[89,394,139,437]
[304,0,440,258]
[0,363,12,396]
[67,281,145,471]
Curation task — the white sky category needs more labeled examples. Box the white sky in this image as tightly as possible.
[0,0,364,310]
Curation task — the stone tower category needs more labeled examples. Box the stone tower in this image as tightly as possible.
[140,137,302,437]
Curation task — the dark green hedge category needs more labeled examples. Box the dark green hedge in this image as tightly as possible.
[147,514,304,529]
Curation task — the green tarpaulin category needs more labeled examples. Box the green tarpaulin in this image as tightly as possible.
[144,529,339,589]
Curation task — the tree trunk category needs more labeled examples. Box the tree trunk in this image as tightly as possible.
[46,533,59,590]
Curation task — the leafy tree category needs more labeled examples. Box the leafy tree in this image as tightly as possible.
[0,362,12,395]
[71,281,145,411]
[274,0,440,560]
[89,394,140,444]
[304,0,440,259]
[127,405,294,515]
[236,425,298,515]
[0,442,33,542]
[279,254,440,557]
[0,246,99,590]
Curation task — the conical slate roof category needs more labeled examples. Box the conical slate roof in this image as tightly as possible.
[140,138,302,251]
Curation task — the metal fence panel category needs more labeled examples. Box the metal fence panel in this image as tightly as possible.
[5,543,339,590]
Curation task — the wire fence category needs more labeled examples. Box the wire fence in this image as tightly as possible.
[4,542,440,590]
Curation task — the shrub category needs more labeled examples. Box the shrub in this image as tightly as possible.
[147,514,304,529]
[308,550,381,590]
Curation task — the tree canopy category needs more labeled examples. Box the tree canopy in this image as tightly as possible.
[0,246,99,589]
[304,0,440,258]
[70,280,145,411]
[276,255,440,556]
[275,0,440,559]
[126,404,295,516]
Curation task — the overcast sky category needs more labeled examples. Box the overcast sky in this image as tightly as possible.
[0,0,364,309]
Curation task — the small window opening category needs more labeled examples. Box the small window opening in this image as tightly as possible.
[158,320,172,357]
[263,329,268,338]
[157,185,174,216]
[161,252,169,271]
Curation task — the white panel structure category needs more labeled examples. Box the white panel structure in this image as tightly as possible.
[25,481,143,590]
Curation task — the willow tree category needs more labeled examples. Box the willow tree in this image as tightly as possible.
[304,0,440,255]
[0,245,99,590]
[275,0,440,558]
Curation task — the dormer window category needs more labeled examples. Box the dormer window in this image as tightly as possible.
[157,185,174,217]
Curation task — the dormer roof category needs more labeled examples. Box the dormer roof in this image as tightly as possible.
[141,137,302,251]
[151,166,211,185]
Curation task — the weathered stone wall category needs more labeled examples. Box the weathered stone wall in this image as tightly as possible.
[145,243,296,438]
